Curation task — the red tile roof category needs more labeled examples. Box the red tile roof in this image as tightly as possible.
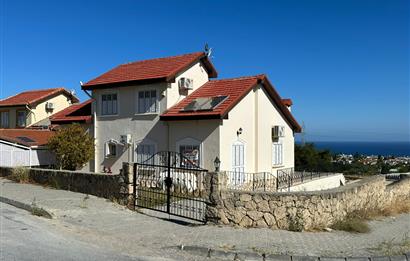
[282,99,293,107]
[82,52,217,90]
[160,75,302,132]
[0,129,54,147]
[49,99,93,124]
[0,88,79,107]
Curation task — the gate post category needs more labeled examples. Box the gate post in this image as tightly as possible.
[166,151,171,214]
[121,162,135,210]
[204,171,227,224]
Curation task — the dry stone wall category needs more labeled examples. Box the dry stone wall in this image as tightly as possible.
[205,173,410,230]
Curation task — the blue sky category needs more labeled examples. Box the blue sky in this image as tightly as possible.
[0,0,409,142]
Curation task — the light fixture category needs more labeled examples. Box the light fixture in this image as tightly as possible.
[214,156,221,172]
[237,127,243,136]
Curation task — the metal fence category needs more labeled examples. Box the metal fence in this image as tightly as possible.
[225,171,277,192]
[276,168,337,190]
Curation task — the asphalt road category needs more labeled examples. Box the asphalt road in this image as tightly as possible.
[0,203,139,261]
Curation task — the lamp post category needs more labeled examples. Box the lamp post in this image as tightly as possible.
[214,156,221,172]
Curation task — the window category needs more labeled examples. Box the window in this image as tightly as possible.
[272,141,283,166]
[135,143,156,163]
[179,145,200,166]
[0,111,9,128]
[138,90,157,113]
[16,110,27,127]
[101,94,118,115]
[105,141,118,158]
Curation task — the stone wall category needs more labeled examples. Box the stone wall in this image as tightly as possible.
[205,173,410,230]
[0,163,134,207]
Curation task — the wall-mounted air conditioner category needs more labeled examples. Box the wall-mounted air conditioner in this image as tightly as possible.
[46,102,55,110]
[120,134,132,145]
[178,77,193,90]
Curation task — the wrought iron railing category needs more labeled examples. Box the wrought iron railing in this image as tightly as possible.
[276,168,338,190]
[224,171,277,192]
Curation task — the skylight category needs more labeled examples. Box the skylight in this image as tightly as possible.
[181,96,228,112]
[16,136,35,143]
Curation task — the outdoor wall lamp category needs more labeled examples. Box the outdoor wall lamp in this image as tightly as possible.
[214,156,221,172]
[237,127,243,136]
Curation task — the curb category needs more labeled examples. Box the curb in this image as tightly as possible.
[176,245,410,261]
[0,196,53,219]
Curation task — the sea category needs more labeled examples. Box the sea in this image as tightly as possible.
[298,141,410,157]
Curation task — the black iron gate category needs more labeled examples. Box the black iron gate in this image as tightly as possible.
[133,151,209,222]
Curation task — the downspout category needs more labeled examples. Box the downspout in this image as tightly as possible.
[25,104,35,126]
[83,89,97,172]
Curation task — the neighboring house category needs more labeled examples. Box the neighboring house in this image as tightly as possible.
[0,129,55,167]
[81,52,301,174]
[0,88,79,129]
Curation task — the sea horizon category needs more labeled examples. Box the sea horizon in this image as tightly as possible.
[296,141,410,157]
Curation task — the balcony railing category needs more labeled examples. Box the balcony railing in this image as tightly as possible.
[224,171,276,192]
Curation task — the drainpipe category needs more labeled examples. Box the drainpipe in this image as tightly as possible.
[83,88,97,172]
[25,104,35,126]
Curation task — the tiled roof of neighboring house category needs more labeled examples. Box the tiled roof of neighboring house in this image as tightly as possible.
[282,99,293,107]
[160,75,302,132]
[0,129,54,147]
[49,99,93,124]
[81,52,218,90]
[0,87,79,107]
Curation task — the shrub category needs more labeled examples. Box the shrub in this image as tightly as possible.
[9,167,30,183]
[331,217,370,233]
[47,124,94,170]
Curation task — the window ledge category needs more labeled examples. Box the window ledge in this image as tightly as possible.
[134,112,158,116]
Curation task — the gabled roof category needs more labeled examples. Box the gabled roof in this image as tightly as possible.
[49,99,93,124]
[0,88,79,107]
[282,98,293,107]
[0,129,54,147]
[160,75,302,132]
[81,52,218,90]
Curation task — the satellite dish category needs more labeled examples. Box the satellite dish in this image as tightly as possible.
[79,81,84,86]
[204,43,212,57]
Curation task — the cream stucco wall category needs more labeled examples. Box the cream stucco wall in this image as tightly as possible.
[0,93,73,128]
[219,84,295,174]
[93,62,211,173]
[29,93,73,126]
[167,120,220,170]
[283,174,346,192]
[166,61,209,107]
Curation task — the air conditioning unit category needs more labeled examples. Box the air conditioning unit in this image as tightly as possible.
[120,134,132,145]
[272,126,285,139]
[46,102,55,110]
[178,77,193,90]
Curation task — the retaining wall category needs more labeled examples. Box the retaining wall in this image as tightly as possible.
[205,173,410,230]
[0,164,133,207]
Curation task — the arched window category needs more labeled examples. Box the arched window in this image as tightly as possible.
[176,137,202,167]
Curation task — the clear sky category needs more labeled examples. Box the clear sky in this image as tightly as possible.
[1,0,409,142]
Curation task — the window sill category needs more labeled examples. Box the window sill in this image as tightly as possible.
[98,114,119,118]
[272,165,285,168]
[134,112,158,116]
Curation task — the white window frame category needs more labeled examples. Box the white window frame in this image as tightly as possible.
[104,140,119,158]
[136,89,159,114]
[134,139,157,163]
[272,139,284,166]
[100,92,119,116]
[0,111,9,128]
[176,137,202,167]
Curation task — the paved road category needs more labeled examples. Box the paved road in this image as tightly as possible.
[1,178,410,259]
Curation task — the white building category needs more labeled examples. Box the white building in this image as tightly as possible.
[81,52,301,174]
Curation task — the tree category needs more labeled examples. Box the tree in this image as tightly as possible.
[48,124,94,170]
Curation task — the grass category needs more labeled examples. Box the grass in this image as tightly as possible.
[8,167,30,183]
[331,199,410,233]
[31,198,52,219]
[79,194,89,209]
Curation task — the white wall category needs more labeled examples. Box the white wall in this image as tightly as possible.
[281,174,346,192]
[0,141,55,167]
[93,62,210,174]
[167,120,220,170]
[219,84,295,174]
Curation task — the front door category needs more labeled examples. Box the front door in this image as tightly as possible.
[232,141,245,185]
